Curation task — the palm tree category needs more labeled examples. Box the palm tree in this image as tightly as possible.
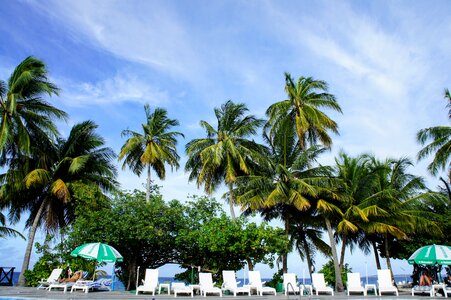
[185,100,265,218]
[0,56,67,160]
[119,104,183,202]
[363,156,437,280]
[235,115,328,272]
[333,153,374,271]
[417,88,451,180]
[266,72,342,150]
[291,211,331,280]
[5,120,117,286]
[0,211,24,239]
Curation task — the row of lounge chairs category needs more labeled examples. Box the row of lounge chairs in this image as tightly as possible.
[135,268,402,297]
[283,270,397,296]
[36,268,112,293]
[136,269,277,297]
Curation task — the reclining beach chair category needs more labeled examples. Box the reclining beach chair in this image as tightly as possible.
[283,273,302,295]
[48,270,84,293]
[199,272,222,297]
[377,269,398,296]
[312,273,334,296]
[222,270,251,296]
[172,282,194,297]
[248,270,276,296]
[36,268,63,290]
[70,277,112,293]
[347,273,366,296]
[136,268,159,295]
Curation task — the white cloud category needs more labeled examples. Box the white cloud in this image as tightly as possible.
[56,72,169,107]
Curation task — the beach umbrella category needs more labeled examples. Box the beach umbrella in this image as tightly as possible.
[71,242,123,290]
[408,244,451,265]
[71,242,123,263]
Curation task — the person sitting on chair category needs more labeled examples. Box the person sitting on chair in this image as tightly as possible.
[59,270,82,283]
[419,271,432,286]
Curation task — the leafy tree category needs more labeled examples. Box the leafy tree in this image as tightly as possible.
[4,121,117,286]
[185,100,265,218]
[176,196,288,281]
[69,189,186,290]
[266,72,342,150]
[417,89,451,179]
[119,104,183,202]
[319,260,352,288]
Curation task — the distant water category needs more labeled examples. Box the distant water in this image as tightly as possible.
[10,272,411,290]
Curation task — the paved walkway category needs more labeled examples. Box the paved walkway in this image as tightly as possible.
[0,287,445,300]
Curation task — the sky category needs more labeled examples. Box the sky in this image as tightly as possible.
[1,0,450,280]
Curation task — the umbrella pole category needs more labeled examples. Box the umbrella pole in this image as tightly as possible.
[112,263,115,291]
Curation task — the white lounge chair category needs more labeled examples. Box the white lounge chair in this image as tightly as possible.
[248,270,276,296]
[411,285,433,297]
[347,273,366,296]
[70,277,112,293]
[312,273,334,296]
[222,270,251,296]
[136,268,159,295]
[199,273,222,297]
[171,282,194,297]
[377,269,398,296]
[37,268,63,290]
[48,281,76,293]
[283,273,301,295]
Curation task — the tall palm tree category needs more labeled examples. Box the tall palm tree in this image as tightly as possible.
[235,115,328,272]
[417,89,451,180]
[266,72,342,150]
[5,120,117,286]
[333,153,374,271]
[119,104,183,202]
[185,100,265,218]
[0,56,67,160]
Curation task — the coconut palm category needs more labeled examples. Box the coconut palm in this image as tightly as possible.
[362,156,437,280]
[119,104,183,202]
[0,56,67,160]
[235,115,328,272]
[333,153,375,270]
[266,72,342,150]
[185,100,265,218]
[417,89,451,179]
[5,120,117,286]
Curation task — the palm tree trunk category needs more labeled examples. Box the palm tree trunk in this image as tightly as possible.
[146,164,151,202]
[282,218,290,273]
[17,201,46,286]
[228,184,236,219]
[301,235,314,281]
[372,240,381,269]
[325,218,344,292]
[384,234,395,285]
[339,233,347,272]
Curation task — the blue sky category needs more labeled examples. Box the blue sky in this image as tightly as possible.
[1,0,450,279]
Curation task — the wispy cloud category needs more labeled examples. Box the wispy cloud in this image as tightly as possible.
[56,71,169,107]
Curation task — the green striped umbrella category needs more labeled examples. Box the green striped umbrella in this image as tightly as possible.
[408,244,451,265]
[71,242,123,263]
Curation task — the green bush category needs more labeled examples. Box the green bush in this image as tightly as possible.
[319,260,352,288]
